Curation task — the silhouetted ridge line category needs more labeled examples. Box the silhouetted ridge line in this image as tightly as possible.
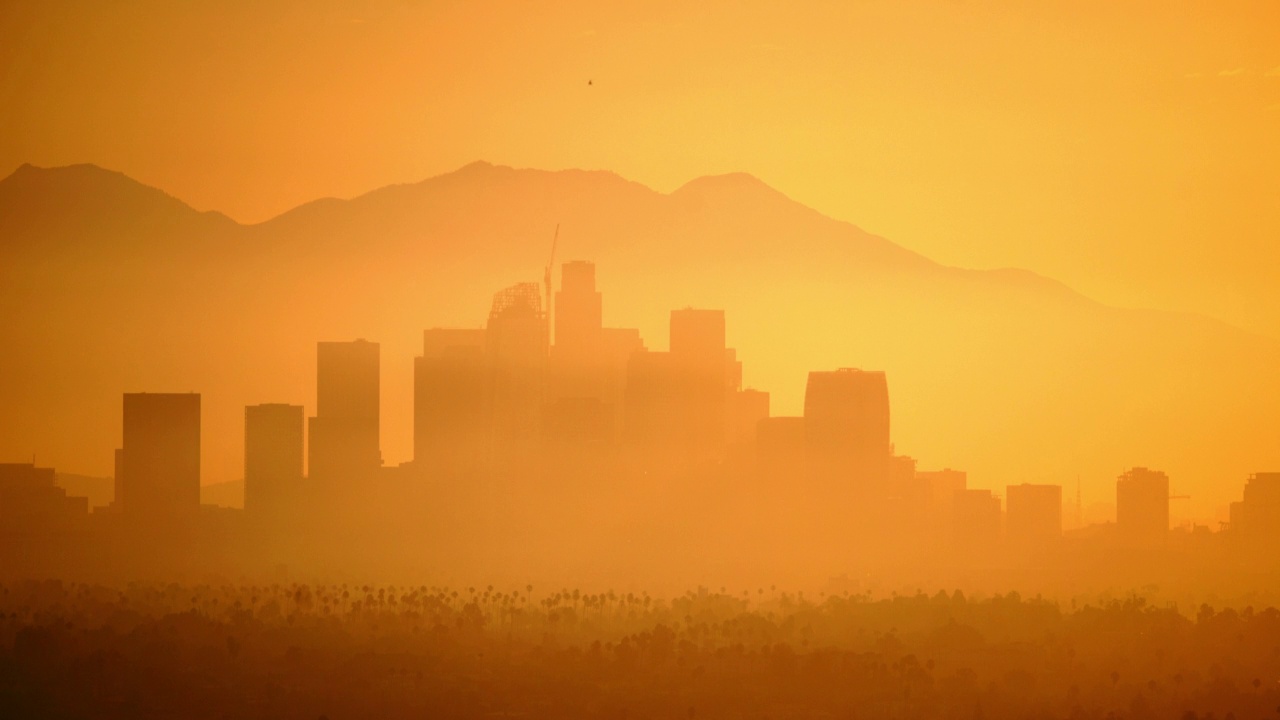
[0,162,237,232]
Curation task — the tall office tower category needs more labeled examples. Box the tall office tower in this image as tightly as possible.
[1005,483,1063,548]
[120,392,201,527]
[554,261,603,358]
[910,468,968,534]
[670,308,726,359]
[600,327,646,439]
[756,416,806,478]
[550,261,607,407]
[486,283,547,448]
[1229,472,1280,537]
[244,404,304,519]
[727,389,770,446]
[308,340,381,485]
[414,329,488,472]
[623,350,678,450]
[952,488,1002,549]
[669,308,728,456]
[803,369,891,494]
[1116,467,1169,546]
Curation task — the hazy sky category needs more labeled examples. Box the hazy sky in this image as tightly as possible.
[3,0,1278,335]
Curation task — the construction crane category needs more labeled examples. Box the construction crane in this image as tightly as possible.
[543,223,559,350]
[1169,494,1192,530]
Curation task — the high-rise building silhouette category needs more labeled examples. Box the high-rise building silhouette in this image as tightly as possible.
[244,404,304,519]
[1116,467,1169,546]
[0,463,88,533]
[554,261,603,358]
[1228,472,1280,543]
[487,283,547,449]
[308,340,380,486]
[120,392,201,527]
[599,327,645,439]
[1005,483,1062,548]
[670,308,726,360]
[623,350,678,451]
[803,369,891,494]
[414,329,487,472]
[549,262,609,420]
[728,389,770,446]
[670,308,728,456]
[952,488,1001,549]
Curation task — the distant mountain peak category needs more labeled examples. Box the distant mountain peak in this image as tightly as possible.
[672,171,787,201]
[0,162,236,237]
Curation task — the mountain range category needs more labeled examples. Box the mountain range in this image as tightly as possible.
[2,161,1277,518]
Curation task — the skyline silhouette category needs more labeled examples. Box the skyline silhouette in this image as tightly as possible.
[3,257,1279,597]
[2,160,1277,525]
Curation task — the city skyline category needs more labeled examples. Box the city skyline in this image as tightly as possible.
[5,257,1276,587]
[2,158,1280,520]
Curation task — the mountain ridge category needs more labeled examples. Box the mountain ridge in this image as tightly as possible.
[0,160,1151,319]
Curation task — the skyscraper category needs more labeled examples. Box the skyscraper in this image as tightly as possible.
[1116,467,1169,546]
[803,369,891,493]
[757,416,806,476]
[120,392,200,527]
[244,403,304,519]
[1229,472,1280,547]
[669,308,728,456]
[308,340,380,485]
[414,329,487,472]
[554,261,603,358]
[952,488,1002,549]
[550,262,608,408]
[487,283,547,449]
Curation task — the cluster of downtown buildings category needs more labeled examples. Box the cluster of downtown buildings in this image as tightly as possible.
[2,260,1279,580]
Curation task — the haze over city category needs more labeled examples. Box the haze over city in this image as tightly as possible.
[3,2,1280,719]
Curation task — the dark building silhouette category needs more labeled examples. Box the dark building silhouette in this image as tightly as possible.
[309,340,381,485]
[0,463,88,534]
[623,350,678,452]
[244,403,304,519]
[952,488,1002,550]
[1005,483,1062,549]
[548,262,637,443]
[669,308,729,458]
[486,283,547,450]
[1116,467,1169,546]
[596,327,646,440]
[120,392,201,527]
[554,261,603,359]
[1229,472,1280,542]
[900,468,968,536]
[803,369,891,495]
[728,389,770,446]
[414,329,488,472]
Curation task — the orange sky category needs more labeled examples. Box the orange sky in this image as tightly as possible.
[2,0,1278,335]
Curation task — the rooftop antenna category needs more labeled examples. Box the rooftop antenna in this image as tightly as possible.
[543,223,559,352]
